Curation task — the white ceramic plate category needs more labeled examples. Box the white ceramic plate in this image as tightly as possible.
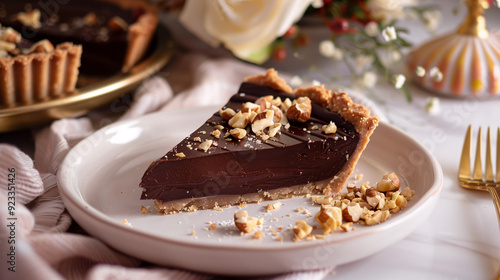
[58,106,443,276]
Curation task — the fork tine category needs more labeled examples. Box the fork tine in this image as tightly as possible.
[473,127,483,180]
[497,128,500,182]
[459,125,472,179]
[486,127,494,181]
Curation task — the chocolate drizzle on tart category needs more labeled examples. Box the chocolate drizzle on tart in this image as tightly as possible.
[140,69,379,214]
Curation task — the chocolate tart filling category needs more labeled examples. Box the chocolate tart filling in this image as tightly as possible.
[140,83,359,204]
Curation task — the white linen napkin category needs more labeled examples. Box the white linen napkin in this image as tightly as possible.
[0,52,382,280]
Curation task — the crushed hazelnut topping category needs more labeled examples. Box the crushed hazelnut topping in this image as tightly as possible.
[242,101,261,113]
[191,173,412,243]
[230,128,247,139]
[377,172,401,192]
[311,196,333,205]
[322,121,337,134]
[251,110,275,133]
[364,210,391,225]
[293,220,313,240]
[234,210,259,233]
[254,230,264,239]
[266,201,282,212]
[312,172,413,233]
[219,108,237,120]
[342,202,363,222]
[315,205,342,234]
[193,136,202,142]
[211,129,221,139]
[255,95,273,109]
[208,223,217,230]
[175,152,186,158]
[286,97,312,122]
[341,222,354,232]
[303,208,312,217]
[268,123,281,138]
[197,140,213,152]
[122,219,132,227]
[400,187,415,201]
[270,105,283,122]
[281,98,293,112]
[229,111,251,128]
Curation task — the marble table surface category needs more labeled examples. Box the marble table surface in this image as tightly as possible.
[259,1,500,279]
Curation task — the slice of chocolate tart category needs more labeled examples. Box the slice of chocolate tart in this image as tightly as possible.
[140,69,379,214]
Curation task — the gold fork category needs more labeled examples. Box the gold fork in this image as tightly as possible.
[459,125,500,231]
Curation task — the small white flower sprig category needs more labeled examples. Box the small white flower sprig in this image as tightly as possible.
[280,0,442,102]
[316,21,416,101]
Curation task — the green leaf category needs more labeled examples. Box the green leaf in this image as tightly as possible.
[241,43,273,65]
[401,85,412,102]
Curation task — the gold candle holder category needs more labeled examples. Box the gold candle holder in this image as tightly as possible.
[407,0,500,97]
[457,0,489,38]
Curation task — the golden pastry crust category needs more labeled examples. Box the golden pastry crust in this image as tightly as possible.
[102,0,158,73]
[293,83,379,195]
[294,85,330,106]
[244,68,292,93]
[0,42,82,107]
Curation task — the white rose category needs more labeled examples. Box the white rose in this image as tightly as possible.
[366,0,416,23]
[179,0,313,64]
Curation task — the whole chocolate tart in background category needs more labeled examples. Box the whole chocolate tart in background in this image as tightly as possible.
[0,0,157,75]
[140,69,379,214]
[0,0,157,108]
[0,25,82,107]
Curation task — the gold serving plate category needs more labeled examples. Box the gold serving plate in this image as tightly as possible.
[0,25,174,133]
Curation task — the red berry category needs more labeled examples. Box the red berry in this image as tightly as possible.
[293,33,309,47]
[284,25,297,38]
[328,18,349,34]
[272,46,286,61]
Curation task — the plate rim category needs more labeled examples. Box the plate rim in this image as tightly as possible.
[0,24,174,132]
[58,105,443,253]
